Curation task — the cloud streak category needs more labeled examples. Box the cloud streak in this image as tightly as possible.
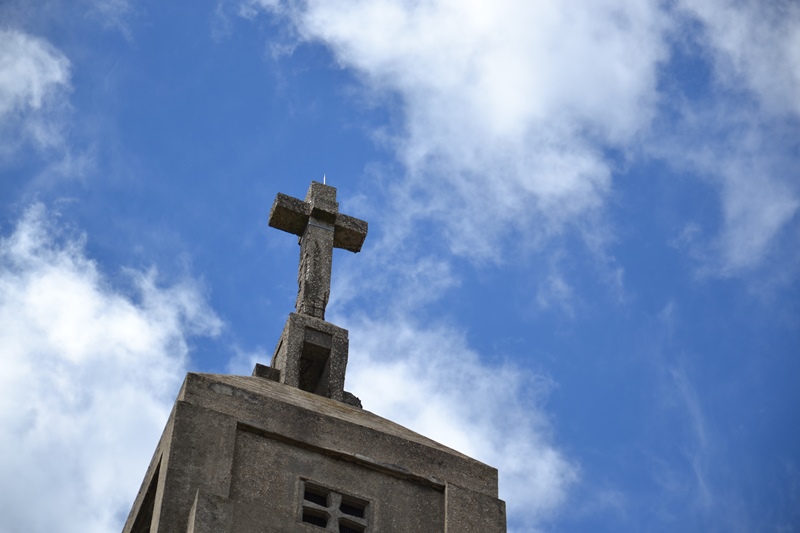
[0,29,71,159]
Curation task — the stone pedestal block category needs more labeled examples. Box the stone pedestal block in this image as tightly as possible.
[271,313,349,402]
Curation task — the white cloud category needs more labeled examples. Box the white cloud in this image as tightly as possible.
[345,315,578,530]
[654,97,799,276]
[0,205,221,533]
[332,245,459,315]
[716,156,798,274]
[247,0,671,260]
[0,30,69,115]
[0,29,71,158]
[678,0,800,117]
[247,0,800,278]
[659,1,800,276]
[536,270,576,316]
[225,345,269,375]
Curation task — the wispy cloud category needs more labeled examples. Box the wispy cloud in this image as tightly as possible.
[654,1,800,277]
[0,205,221,533]
[225,345,269,375]
[668,364,712,507]
[639,302,759,531]
[86,0,134,40]
[678,0,800,117]
[0,29,71,159]
[657,99,799,276]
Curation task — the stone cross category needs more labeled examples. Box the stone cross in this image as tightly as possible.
[268,181,367,320]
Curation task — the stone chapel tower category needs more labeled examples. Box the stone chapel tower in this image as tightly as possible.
[122,181,507,533]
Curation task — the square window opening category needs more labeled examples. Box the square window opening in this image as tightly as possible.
[304,485,330,507]
[339,519,366,533]
[339,497,367,519]
[302,509,329,528]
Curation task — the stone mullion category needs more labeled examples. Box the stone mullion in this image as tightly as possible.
[327,492,343,531]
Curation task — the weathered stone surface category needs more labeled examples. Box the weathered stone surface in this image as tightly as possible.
[230,428,443,532]
[123,372,506,532]
[264,181,369,407]
[332,213,368,253]
[186,490,233,533]
[271,313,349,402]
[445,482,507,533]
[342,390,362,409]
[251,363,280,382]
[268,181,368,321]
[181,373,498,495]
[268,193,309,237]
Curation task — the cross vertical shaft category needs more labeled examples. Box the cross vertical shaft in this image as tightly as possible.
[296,217,334,318]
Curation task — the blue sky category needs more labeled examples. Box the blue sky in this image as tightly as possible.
[1,1,799,531]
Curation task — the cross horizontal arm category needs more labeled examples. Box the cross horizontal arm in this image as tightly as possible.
[269,191,368,252]
[268,193,309,236]
[333,213,368,253]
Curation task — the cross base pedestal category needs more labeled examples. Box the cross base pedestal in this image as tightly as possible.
[270,313,349,402]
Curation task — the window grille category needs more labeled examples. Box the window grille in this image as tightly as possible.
[300,480,369,532]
